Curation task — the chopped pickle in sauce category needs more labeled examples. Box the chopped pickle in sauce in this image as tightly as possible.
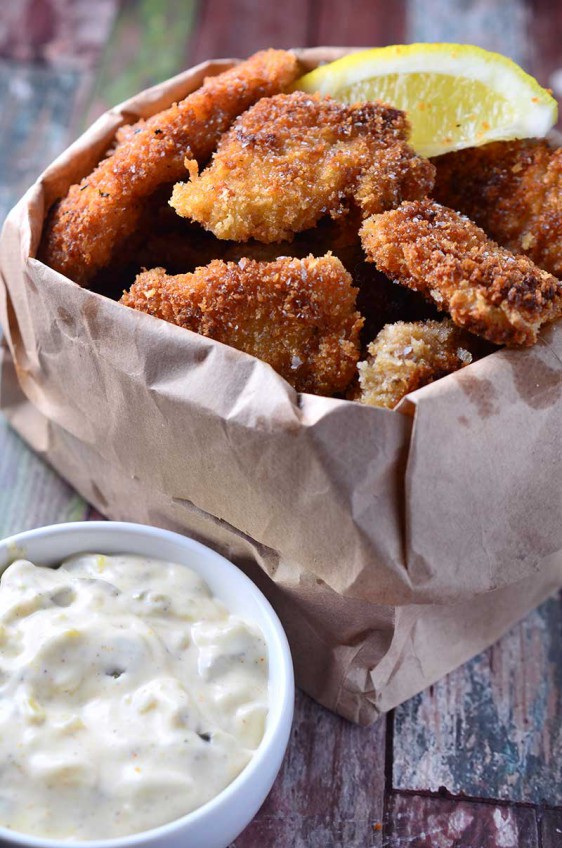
[0,554,268,840]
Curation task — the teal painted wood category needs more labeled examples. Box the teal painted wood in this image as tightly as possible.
[384,794,539,847]
[233,690,386,848]
[0,63,89,535]
[0,61,83,219]
[392,594,562,805]
[406,0,531,67]
[0,61,91,532]
[0,420,88,537]
[0,2,119,533]
[83,0,198,130]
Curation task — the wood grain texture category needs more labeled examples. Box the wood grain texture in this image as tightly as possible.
[0,420,88,537]
[391,0,562,821]
[83,0,197,129]
[0,60,82,219]
[529,0,562,87]
[186,0,308,65]
[0,0,118,69]
[541,808,562,848]
[406,0,531,68]
[384,794,539,848]
[85,506,107,521]
[314,0,406,48]
[529,0,562,127]
[1,3,562,845]
[392,594,562,805]
[232,689,386,847]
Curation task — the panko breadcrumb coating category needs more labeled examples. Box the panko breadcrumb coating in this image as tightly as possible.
[360,199,562,347]
[39,50,300,285]
[170,91,435,242]
[120,255,363,396]
[358,319,474,409]
[432,139,562,277]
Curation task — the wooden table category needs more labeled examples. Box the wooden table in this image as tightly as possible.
[1,1,561,845]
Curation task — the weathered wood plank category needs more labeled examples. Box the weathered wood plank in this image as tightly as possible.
[392,593,562,805]
[0,420,88,537]
[529,0,562,127]
[0,10,104,536]
[236,818,381,848]
[0,0,118,69]
[541,808,562,848]
[1,5,561,846]
[232,689,386,847]
[0,60,84,221]
[406,0,532,68]
[314,0,406,48]
[394,0,562,811]
[82,0,198,129]
[187,0,308,65]
[85,506,107,521]
[529,0,562,88]
[384,793,539,847]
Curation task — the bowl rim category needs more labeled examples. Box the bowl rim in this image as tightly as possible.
[0,521,295,848]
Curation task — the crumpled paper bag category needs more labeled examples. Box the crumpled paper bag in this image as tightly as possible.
[1,48,561,724]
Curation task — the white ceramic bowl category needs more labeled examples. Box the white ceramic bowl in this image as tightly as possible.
[0,521,294,848]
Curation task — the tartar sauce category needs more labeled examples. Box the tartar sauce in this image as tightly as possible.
[0,554,269,840]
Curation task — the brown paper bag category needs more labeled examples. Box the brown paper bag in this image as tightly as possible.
[1,49,561,724]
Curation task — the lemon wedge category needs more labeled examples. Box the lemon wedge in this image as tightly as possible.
[295,44,558,157]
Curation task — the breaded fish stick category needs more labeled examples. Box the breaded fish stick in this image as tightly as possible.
[357,319,474,409]
[170,92,435,242]
[39,50,300,286]
[432,139,562,277]
[120,255,363,396]
[360,200,562,347]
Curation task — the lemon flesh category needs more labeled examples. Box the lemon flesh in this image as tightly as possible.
[295,44,558,157]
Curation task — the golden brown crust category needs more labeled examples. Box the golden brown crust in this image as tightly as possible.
[432,139,562,277]
[360,199,562,347]
[170,92,435,242]
[39,50,300,286]
[120,255,363,396]
[357,319,474,409]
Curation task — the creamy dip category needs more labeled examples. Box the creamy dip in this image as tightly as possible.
[0,554,269,840]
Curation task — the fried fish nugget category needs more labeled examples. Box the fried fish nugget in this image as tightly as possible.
[39,50,300,286]
[120,255,363,396]
[357,319,474,409]
[360,200,562,347]
[432,139,562,277]
[170,92,435,242]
